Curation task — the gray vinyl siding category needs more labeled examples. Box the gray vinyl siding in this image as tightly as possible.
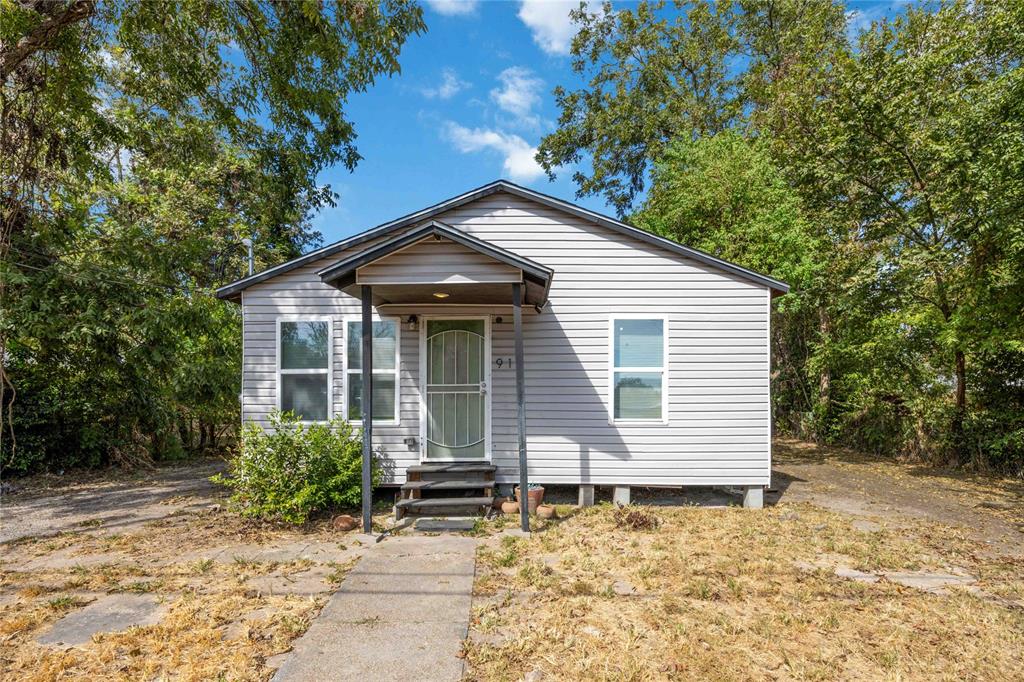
[240,191,771,486]
[356,237,521,284]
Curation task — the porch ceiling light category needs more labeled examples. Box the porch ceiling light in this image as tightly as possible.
[432,291,450,299]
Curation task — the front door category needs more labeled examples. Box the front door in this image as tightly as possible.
[422,318,489,460]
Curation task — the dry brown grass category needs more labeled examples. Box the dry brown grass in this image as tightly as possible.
[0,507,381,681]
[466,503,1024,681]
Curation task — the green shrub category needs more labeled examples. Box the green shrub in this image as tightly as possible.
[212,411,377,524]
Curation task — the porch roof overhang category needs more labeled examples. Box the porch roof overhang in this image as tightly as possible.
[316,220,554,309]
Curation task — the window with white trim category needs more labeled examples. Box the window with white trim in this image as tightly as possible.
[346,319,400,423]
[278,319,331,421]
[610,317,666,422]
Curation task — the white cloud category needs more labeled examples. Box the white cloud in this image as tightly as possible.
[421,68,471,100]
[442,122,544,182]
[517,0,600,56]
[490,66,543,126]
[425,0,479,16]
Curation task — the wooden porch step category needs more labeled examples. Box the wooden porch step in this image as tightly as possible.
[406,464,496,475]
[395,496,494,511]
[401,480,493,491]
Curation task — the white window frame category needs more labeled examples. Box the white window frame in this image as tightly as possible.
[276,316,334,424]
[608,314,669,425]
[344,316,401,425]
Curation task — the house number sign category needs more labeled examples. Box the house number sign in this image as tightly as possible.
[494,357,514,369]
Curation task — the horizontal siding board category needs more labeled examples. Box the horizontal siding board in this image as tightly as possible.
[239,191,771,486]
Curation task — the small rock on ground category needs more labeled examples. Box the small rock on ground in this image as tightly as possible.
[332,515,359,531]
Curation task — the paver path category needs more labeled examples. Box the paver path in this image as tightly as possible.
[273,534,477,682]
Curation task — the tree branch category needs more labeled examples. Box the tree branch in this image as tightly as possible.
[0,0,95,81]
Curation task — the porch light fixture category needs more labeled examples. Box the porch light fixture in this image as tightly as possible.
[432,291,450,299]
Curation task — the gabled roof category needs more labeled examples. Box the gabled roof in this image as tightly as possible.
[317,220,554,305]
[215,179,789,300]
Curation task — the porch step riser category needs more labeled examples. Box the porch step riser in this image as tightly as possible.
[407,464,497,475]
[401,477,493,489]
[404,506,491,518]
[414,472,494,483]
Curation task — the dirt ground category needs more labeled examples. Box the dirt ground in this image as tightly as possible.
[771,437,1024,556]
[0,459,228,544]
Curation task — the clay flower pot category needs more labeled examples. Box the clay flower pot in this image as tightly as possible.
[536,504,557,520]
[514,485,545,514]
[501,500,520,515]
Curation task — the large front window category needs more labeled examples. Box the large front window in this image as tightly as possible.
[346,320,399,422]
[611,317,666,422]
[278,320,331,421]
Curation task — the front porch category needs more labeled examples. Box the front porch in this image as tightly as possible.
[317,220,554,532]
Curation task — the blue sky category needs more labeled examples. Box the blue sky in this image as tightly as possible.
[312,0,908,246]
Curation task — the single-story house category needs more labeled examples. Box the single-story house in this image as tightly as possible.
[217,180,788,530]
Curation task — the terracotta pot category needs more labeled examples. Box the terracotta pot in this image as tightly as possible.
[514,486,545,514]
[501,500,520,515]
[536,504,557,520]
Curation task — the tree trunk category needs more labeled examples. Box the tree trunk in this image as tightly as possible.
[816,307,832,441]
[952,349,967,463]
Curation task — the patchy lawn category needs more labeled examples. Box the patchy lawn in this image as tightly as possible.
[0,502,383,680]
[4,441,1023,681]
[466,448,1024,681]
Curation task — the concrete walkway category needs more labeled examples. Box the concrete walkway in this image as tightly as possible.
[273,534,477,682]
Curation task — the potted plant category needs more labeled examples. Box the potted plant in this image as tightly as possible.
[514,483,545,514]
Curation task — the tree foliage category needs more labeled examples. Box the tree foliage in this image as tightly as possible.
[543,0,1024,472]
[1,0,424,473]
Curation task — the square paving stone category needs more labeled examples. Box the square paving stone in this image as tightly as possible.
[36,593,167,648]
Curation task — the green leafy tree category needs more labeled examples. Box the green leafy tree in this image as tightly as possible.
[764,0,1024,461]
[548,0,1024,471]
[1,1,425,472]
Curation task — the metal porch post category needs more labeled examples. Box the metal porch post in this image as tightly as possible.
[513,283,529,533]
[361,285,373,533]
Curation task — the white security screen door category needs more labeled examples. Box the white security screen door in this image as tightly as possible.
[424,319,488,460]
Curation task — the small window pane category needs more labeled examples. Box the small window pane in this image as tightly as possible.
[614,372,663,420]
[614,319,663,368]
[347,321,397,370]
[281,374,328,421]
[281,321,329,369]
[348,374,396,421]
